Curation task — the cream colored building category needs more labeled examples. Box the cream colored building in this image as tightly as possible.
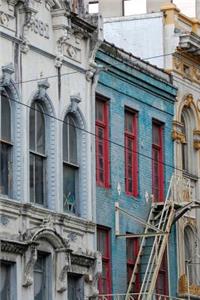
[0,0,102,299]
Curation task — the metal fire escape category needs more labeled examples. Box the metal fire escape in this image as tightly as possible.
[123,174,195,300]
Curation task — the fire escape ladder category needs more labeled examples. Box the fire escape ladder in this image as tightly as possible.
[125,176,175,300]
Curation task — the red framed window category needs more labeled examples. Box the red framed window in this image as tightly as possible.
[126,237,140,293]
[97,226,112,295]
[125,110,138,196]
[95,95,110,188]
[152,121,164,202]
[156,252,168,297]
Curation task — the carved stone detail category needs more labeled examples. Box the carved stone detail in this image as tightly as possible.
[193,129,200,150]
[37,79,50,99]
[1,239,28,255]
[0,12,9,26]
[69,94,81,113]
[1,63,15,86]
[23,244,38,287]
[172,121,185,143]
[184,94,194,108]
[0,214,9,226]
[56,251,71,293]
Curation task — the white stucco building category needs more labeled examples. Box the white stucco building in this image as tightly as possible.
[0,0,102,299]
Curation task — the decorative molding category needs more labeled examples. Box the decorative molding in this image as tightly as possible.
[172,121,185,143]
[56,250,71,293]
[1,239,29,255]
[69,94,81,113]
[71,253,95,267]
[179,274,200,297]
[36,79,50,99]
[23,244,38,287]
[0,214,9,226]
[0,12,9,26]
[184,93,194,108]
[193,129,200,150]
[1,63,15,86]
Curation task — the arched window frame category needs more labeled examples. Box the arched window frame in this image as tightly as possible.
[0,89,12,197]
[181,107,196,175]
[63,113,79,214]
[184,225,197,284]
[29,101,46,206]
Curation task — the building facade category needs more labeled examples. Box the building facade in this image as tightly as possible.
[95,41,177,297]
[99,2,200,298]
[0,0,103,299]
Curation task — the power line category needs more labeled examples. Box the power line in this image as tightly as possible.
[2,92,199,180]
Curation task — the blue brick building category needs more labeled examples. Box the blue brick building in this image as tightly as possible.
[95,42,177,298]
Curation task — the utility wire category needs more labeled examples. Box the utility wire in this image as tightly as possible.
[2,93,200,180]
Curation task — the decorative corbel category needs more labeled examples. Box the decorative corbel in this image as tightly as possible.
[184,94,194,108]
[56,250,72,293]
[1,63,14,86]
[7,0,18,14]
[69,94,81,113]
[23,243,38,287]
[37,79,50,99]
[172,121,185,143]
[193,129,200,150]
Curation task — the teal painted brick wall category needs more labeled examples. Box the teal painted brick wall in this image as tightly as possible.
[95,46,177,296]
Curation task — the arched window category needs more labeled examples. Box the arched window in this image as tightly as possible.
[29,102,46,205]
[63,113,78,214]
[181,108,196,175]
[184,226,196,284]
[0,91,12,196]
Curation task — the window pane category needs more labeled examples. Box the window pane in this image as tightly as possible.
[0,142,11,196]
[68,274,84,300]
[30,104,36,151]
[96,100,104,122]
[35,155,44,205]
[0,262,11,300]
[63,119,68,162]
[63,164,76,213]
[1,94,11,142]
[30,153,34,203]
[36,104,45,154]
[34,254,48,300]
[152,123,160,146]
[68,116,77,164]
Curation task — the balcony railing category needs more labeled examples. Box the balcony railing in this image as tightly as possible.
[97,294,184,300]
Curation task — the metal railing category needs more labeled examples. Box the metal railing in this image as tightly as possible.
[98,293,184,300]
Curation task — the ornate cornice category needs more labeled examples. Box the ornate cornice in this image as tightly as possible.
[71,252,95,268]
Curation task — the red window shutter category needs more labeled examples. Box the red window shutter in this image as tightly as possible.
[156,252,168,297]
[97,227,112,295]
[126,237,140,293]
[152,122,164,202]
[95,95,110,188]
[125,110,138,197]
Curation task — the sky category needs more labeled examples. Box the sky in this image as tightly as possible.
[89,0,196,18]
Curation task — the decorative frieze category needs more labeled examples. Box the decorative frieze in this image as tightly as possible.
[173,55,200,84]
[0,12,9,26]
[1,239,29,255]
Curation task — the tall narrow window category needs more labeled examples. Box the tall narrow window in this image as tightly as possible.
[126,237,140,292]
[97,227,112,295]
[0,261,16,300]
[156,252,168,296]
[68,273,84,299]
[34,253,50,300]
[29,102,46,205]
[0,92,12,197]
[181,115,188,172]
[152,121,164,202]
[63,114,78,214]
[96,95,110,188]
[125,109,138,196]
